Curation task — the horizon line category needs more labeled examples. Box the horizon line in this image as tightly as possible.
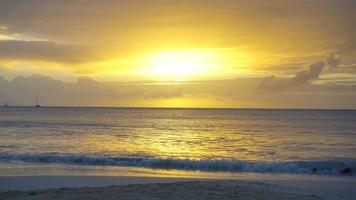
[1,105,355,111]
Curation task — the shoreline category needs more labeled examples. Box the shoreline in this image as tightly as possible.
[1,175,355,200]
[0,162,355,200]
[1,161,353,180]
[1,156,354,176]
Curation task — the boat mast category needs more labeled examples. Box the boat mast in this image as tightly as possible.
[35,93,41,107]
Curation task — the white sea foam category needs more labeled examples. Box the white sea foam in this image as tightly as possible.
[0,154,355,176]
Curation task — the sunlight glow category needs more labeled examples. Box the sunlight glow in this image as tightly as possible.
[141,50,217,80]
[94,48,253,82]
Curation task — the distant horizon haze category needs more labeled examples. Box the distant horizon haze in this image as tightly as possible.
[0,73,356,109]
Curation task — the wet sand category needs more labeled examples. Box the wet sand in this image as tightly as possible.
[0,180,320,200]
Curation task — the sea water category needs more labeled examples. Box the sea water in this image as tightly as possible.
[0,107,355,175]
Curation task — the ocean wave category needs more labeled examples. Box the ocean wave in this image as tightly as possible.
[0,154,355,176]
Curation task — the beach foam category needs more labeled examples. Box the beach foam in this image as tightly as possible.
[0,154,354,176]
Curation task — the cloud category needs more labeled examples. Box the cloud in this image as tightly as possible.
[0,73,355,108]
[0,0,355,82]
[0,74,186,106]
[258,61,325,89]
[326,54,341,70]
[1,0,355,55]
[0,40,98,63]
[257,52,352,90]
[292,61,325,83]
[0,24,7,35]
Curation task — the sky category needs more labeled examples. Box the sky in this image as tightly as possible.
[0,0,356,108]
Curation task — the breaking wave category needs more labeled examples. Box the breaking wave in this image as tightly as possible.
[0,154,355,176]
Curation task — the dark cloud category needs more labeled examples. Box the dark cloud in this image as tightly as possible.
[258,61,325,90]
[0,74,185,106]
[326,54,341,70]
[0,40,98,63]
[0,0,355,48]
[257,53,350,90]
[294,61,325,83]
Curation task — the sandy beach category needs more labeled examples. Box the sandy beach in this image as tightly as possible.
[0,162,355,200]
[1,180,322,200]
[1,175,355,200]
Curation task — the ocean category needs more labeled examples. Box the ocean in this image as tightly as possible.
[0,107,355,176]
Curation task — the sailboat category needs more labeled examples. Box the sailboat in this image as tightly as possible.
[35,93,41,107]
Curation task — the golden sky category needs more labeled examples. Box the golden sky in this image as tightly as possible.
[0,0,356,108]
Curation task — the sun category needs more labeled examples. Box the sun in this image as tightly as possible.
[142,50,216,81]
[121,48,252,82]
